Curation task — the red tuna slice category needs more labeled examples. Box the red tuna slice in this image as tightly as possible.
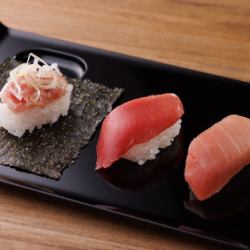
[96,93,184,169]
[185,115,250,201]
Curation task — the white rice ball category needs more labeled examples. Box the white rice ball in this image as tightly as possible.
[0,84,73,137]
[122,119,181,165]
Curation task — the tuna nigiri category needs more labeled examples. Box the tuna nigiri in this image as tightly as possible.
[96,93,184,169]
[0,53,73,137]
[185,115,250,201]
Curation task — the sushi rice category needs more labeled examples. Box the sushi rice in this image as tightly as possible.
[122,119,181,165]
[0,84,73,137]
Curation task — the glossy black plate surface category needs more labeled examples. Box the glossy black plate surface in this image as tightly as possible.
[0,23,249,249]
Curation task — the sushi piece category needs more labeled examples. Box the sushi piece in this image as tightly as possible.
[0,53,73,137]
[96,93,184,169]
[0,58,123,179]
[184,114,250,201]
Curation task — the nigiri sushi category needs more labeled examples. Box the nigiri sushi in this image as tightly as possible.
[96,93,184,169]
[184,114,250,201]
[0,53,73,137]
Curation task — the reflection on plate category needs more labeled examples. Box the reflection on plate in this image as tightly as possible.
[98,133,184,190]
[185,164,250,220]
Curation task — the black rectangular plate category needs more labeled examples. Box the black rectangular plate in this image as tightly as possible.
[0,23,249,249]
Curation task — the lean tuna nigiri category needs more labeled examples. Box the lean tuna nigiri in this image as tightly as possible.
[185,115,250,201]
[96,93,184,169]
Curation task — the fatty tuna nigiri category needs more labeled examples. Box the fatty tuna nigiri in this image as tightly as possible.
[185,115,250,201]
[96,93,184,169]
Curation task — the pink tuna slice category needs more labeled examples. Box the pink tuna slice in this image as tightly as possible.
[96,93,184,169]
[185,115,250,201]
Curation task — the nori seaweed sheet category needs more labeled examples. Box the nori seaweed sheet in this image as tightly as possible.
[0,58,123,179]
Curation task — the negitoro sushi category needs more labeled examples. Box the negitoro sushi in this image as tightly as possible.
[96,93,184,169]
[185,115,250,201]
[0,54,123,178]
[0,53,73,137]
